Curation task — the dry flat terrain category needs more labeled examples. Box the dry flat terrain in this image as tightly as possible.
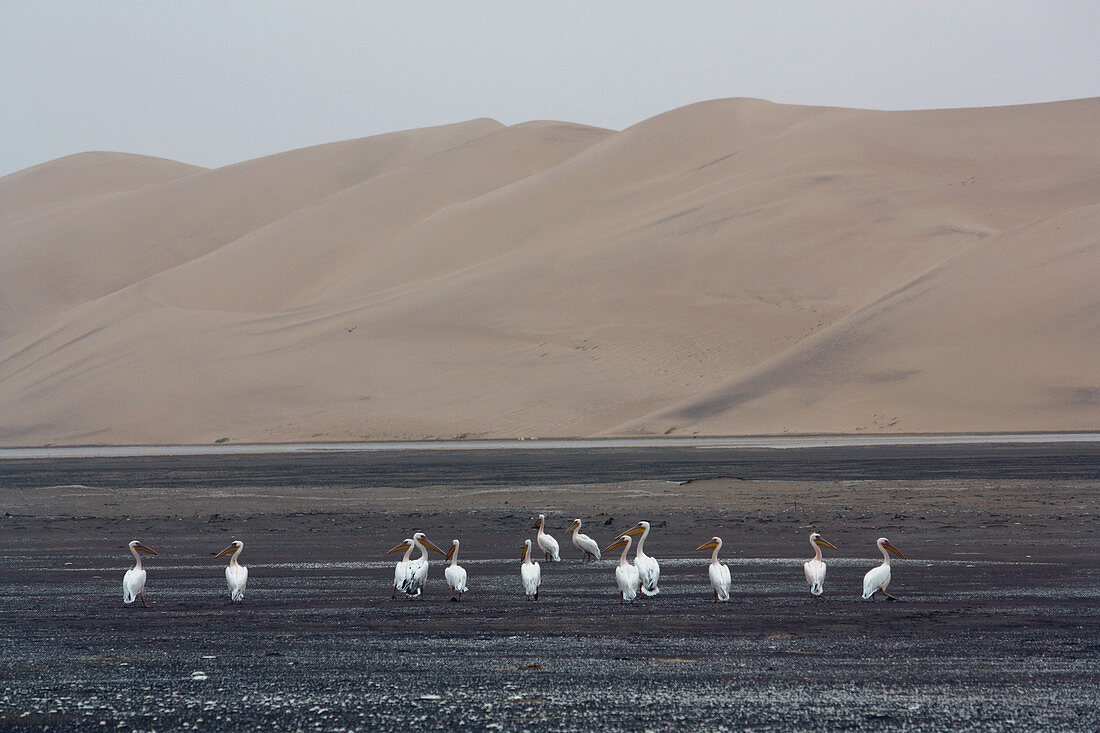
[2,98,1098,445]
[1,443,1098,731]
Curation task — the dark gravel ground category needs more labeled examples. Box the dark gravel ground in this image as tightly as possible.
[1,443,1098,731]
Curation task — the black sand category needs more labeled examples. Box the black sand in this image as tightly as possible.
[1,442,1098,731]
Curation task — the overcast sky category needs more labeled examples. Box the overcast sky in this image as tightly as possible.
[2,1,1098,176]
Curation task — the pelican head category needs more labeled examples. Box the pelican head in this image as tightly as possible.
[811,533,838,550]
[213,540,243,558]
[532,514,546,530]
[602,535,631,554]
[445,539,460,561]
[129,540,159,556]
[618,520,650,539]
[566,519,581,533]
[878,537,906,559]
[386,539,414,555]
[696,536,722,552]
[412,532,447,555]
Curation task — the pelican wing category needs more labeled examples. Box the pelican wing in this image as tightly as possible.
[862,563,891,599]
[404,558,428,597]
[537,533,561,562]
[804,558,827,596]
[122,567,146,604]
[226,565,248,602]
[521,561,541,597]
[636,554,660,596]
[393,560,411,589]
[709,562,731,601]
[616,563,641,601]
[445,564,468,593]
[573,532,601,559]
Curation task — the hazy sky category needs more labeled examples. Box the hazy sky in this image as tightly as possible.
[2,1,1098,176]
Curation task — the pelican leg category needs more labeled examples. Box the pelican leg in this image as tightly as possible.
[882,589,899,601]
[713,589,718,603]
[140,590,148,608]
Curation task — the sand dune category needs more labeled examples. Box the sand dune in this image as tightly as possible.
[1,98,1097,445]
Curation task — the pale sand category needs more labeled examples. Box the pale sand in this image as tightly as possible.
[1,98,1097,445]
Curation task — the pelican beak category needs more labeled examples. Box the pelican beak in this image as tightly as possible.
[602,538,628,554]
[531,518,541,529]
[884,543,907,559]
[815,538,839,551]
[421,538,447,555]
[385,542,412,555]
[445,545,456,561]
[696,541,719,551]
[521,545,528,561]
[135,544,159,556]
[213,544,237,558]
[566,520,580,533]
[618,525,644,539]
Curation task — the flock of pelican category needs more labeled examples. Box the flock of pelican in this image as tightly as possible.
[508,519,904,604]
[123,518,907,606]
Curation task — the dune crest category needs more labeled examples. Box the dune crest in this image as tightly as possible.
[1,99,1097,445]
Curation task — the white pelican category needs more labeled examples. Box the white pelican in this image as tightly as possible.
[532,514,561,562]
[444,539,468,601]
[520,539,541,600]
[603,535,641,604]
[862,537,907,601]
[803,532,838,596]
[122,540,159,607]
[399,532,447,599]
[617,521,660,596]
[566,519,601,562]
[386,538,415,598]
[213,540,248,603]
[696,536,731,602]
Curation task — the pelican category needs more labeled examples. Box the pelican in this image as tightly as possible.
[444,539,468,601]
[862,537,907,601]
[520,539,541,600]
[122,540,159,607]
[399,532,447,599]
[566,519,601,562]
[696,536,731,602]
[603,535,641,603]
[532,514,561,562]
[213,540,248,603]
[617,521,660,596]
[803,532,839,596]
[386,538,415,599]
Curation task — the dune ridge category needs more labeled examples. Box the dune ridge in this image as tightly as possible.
[1,98,1097,445]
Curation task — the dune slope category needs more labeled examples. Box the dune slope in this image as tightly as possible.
[1,99,1097,445]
